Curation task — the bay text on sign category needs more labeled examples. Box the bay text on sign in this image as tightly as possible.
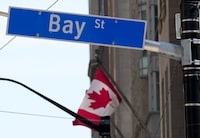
[7,7,147,49]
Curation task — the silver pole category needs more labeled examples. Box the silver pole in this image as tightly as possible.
[0,11,8,17]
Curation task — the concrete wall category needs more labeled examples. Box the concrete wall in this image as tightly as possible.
[89,0,185,138]
[89,0,150,137]
[158,0,185,138]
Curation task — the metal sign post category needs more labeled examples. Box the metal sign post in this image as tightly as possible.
[180,1,200,138]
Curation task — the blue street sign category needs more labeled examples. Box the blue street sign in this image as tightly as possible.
[7,7,146,49]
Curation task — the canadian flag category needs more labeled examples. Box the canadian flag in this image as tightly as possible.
[73,67,122,128]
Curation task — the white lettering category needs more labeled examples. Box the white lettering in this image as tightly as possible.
[62,20,73,34]
[49,14,60,32]
[94,19,105,29]
[95,19,101,28]
[101,20,105,29]
[74,21,86,40]
[48,14,86,40]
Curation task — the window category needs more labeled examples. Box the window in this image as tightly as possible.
[138,0,147,19]
[156,72,160,111]
[149,71,160,112]
[139,51,148,78]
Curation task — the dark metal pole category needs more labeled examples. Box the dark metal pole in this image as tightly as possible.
[181,0,200,137]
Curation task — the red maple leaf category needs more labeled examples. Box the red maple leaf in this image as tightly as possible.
[88,88,112,110]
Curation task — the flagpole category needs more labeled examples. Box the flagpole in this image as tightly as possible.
[0,78,102,132]
[98,63,153,138]
[111,119,125,138]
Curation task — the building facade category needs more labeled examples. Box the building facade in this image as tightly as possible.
[158,0,185,138]
[88,0,185,138]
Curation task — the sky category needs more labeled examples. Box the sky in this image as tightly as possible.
[0,0,91,138]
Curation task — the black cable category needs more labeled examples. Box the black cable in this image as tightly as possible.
[0,78,102,132]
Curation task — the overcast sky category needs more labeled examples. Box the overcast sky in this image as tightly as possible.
[0,1,91,138]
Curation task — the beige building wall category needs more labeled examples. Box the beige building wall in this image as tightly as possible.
[89,0,159,138]
[89,0,185,138]
[158,0,185,138]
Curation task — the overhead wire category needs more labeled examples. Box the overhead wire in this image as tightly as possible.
[0,110,107,123]
[0,36,16,51]
[0,110,70,119]
[47,0,59,10]
[0,1,178,137]
[0,0,62,119]
[0,0,59,51]
[0,0,65,121]
[0,1,105,133]
[0,77,102,132]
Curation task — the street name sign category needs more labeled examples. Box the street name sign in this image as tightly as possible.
[7,7,146,49]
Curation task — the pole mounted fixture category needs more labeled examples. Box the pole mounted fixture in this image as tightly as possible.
[180,0,200,138]
[99,116,111,137]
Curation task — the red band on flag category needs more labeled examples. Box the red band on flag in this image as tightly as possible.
[73,109,101,127]
[73,67,122,130]
[94,67,122,102]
